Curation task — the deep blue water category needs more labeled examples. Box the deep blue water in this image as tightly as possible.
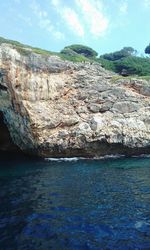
[0,155,150,250]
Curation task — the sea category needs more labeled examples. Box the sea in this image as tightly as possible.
[0,153,150,250]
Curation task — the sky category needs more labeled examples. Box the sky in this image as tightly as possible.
[0,0,150,56]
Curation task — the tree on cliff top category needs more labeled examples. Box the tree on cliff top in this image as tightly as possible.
[61,44,98,58]
[145,44,150,55]
[100,47,137,61]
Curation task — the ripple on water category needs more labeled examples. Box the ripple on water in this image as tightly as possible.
[0,156,150,249]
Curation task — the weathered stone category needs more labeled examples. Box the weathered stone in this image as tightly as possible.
[88,104,100,113]
[99,101,113,112]
[112,101,141,113]
[140,85,150,96]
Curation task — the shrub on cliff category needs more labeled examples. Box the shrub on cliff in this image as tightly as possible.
[114,56,150,76]
[62,44,98,58]
[99,47,150,76]
[60,47,91,62]
[96,57,116,71]
[98,56,150,76]
[100,47,136,61]
[60,48,79,57]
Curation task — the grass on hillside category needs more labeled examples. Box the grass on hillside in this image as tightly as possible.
[1,36,150,78]
[0,37,57,56]
[111,75,150,83]
[0,36,89,62]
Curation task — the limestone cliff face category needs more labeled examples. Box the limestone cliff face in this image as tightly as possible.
[0,43,150,157]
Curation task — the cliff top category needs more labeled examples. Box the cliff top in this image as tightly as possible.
[0,37,90,63]
[1,36,150,79]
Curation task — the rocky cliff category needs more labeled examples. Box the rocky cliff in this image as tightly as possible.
[0,43,150,157]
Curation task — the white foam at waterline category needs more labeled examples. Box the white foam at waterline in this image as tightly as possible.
[132,154,150,158]
[93,154,125,160]
[45,154,150,162]
[45,157,85,162]
[45,155,125,161]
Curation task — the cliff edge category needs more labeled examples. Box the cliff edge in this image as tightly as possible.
[0,43,150,157]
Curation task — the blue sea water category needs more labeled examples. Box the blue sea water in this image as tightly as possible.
[0,154,150,250]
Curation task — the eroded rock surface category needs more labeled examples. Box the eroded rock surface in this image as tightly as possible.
[0,44,150,157]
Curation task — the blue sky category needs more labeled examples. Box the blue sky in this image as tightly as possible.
[0,0,150,55]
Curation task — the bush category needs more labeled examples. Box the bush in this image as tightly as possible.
[60,48,79,57]
[96,57,116,71]
[114,56,150,76]
[100,47,136,61]
[63,44,98,58]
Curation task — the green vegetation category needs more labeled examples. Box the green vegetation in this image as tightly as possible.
[60,47,90,62]
[60,44,150,76]
[100,47,136,61]
[61,44,98,58]
[111,75,150,84]
[0,36,28,47]
[0,37,89,62]
[95,57,116,71]
[145,44,150,55]
[0,36,150,77]
[114,56,150,76]
[99,47,150,76]
[98,55,150,76]
[60,53,89,62]
[0,36,55,56]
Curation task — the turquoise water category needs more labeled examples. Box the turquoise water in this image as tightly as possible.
[0,155,150,250]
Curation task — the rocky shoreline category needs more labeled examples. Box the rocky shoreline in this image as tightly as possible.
[0,43,150,157]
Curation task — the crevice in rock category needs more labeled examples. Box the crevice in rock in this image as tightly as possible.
[0,111,19,152]
[0,83,7,91]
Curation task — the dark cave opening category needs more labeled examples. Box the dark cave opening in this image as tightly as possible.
[0,111,18,151]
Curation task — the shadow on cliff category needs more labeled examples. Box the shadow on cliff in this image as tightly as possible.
[0,112,31,160]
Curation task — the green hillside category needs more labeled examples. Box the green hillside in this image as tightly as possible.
[0,37,150,76]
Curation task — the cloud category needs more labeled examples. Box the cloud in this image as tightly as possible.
[75,0,109,37]
[51,0,84,37]
[51,0,109,38]
[119,1,128,14]
[62,7,84,37]
[143,0,150,8]
[51,0,60,7]
[31,0,64,39]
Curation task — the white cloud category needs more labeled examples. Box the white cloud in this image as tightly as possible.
[31,0,64,40]
[119,1,128,14]
[51,0,84,37]
[62,7,84,37]
[144,0,150,8]
[75,0,109,37]
[51,0,60,7]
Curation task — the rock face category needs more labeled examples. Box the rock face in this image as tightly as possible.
[0,43,150,157]
[0,111,19,152]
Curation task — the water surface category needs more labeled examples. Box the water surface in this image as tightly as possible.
[0,155,150,249]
